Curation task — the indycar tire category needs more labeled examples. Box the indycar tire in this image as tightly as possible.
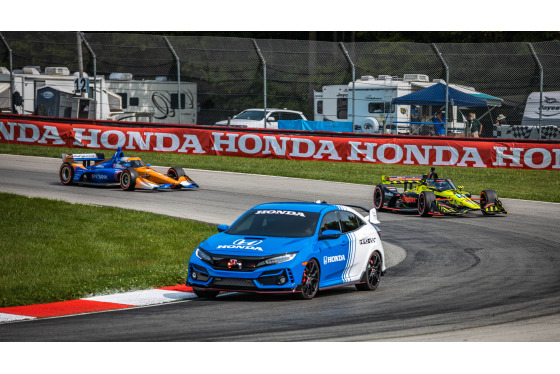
[296,259,320,300]
[167,167,185,180]
[373,185,385,211]
[120,169,138,191]
[59,163,74,185]
[192,288,220,299]
[418,190,436,217]
[356,251,382,291]
[480,189,497,215]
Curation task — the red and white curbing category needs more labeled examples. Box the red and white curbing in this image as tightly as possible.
[0,285,197,323]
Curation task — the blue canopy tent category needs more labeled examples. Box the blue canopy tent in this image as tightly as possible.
[392,83,502,135]
[392,83,489,107]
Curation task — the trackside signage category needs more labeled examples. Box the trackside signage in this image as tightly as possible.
[1,119,560,170]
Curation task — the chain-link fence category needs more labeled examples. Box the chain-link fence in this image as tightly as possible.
[1,31,560,139]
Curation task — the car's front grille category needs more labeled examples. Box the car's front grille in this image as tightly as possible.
[213,277,256,289]
[211,255,271,271]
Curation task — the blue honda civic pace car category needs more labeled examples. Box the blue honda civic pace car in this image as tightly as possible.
[187,201,386,300]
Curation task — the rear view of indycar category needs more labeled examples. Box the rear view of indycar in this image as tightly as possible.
[59,148,199,191]
[373,168,507,217]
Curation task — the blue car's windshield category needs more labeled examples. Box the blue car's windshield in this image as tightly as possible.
[226,209,321,238]
[234,110,265,121]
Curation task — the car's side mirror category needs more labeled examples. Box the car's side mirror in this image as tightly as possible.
[458,185,464,191]
[217,224,229,232]
[267,116,276,122]
[146,164,151,167]
[368,208,380,224]
[320,229,342,240]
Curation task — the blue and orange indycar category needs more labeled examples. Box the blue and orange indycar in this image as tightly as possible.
[373,167,507,217]
[59,148,199,191]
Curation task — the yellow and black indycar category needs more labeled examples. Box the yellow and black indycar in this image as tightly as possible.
[373,167,507,217]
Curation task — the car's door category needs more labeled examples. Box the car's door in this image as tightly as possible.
[338,210,372,283]
[317,211,349,287]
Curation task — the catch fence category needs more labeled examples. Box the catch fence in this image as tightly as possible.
[1,32,560,140]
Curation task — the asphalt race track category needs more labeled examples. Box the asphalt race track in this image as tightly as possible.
[1,153,559,341]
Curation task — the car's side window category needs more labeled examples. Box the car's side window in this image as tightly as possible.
[319,211,341,234]
[339,211,364,233]
[284,112,303,120]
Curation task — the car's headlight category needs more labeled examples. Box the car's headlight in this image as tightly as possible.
[195,247,213,264]
[257,252,297,267]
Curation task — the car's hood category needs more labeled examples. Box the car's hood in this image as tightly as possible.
[201,233,314,256]
[439,190,480,209]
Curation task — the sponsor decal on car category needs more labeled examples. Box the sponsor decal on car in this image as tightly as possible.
[323,254,346,265]
[359,237,376,245]
[255,210,306,217]
[217,239,264,251]
[402,195,417,203]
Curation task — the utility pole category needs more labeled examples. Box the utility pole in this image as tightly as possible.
[76,32,84,98]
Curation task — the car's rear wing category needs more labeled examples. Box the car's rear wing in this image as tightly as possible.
[62,153,105,163]
[381,175,424,185]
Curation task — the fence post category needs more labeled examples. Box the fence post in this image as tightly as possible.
[432,43,450,136]
[0,33,14,114]
[252,39,267,128]
[528,42,543,139]
[80,32,97,119]
[339,42,355,128]
[164,36,181,124]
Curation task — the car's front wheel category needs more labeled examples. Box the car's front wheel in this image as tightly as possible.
[480,189,498,214]
[120,169,138,191]
[193,288,220,299]
[296,259,320,300]
[418,190,436,217]
[167,167,185,180]
[356,251,382,291]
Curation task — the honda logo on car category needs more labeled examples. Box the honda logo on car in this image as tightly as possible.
[255,210,306,217]
[324,254,346,265]
[217,239,264,251]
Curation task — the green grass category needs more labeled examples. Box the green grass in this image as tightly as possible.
[0,193,216,307]
[1,143,559,202]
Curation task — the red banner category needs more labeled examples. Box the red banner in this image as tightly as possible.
[2,118,560,170]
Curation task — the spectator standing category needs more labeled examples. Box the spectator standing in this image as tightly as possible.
[467,112,482,137]
[495,114,508,126]
[433,110,446,136]
[411,105,420,122]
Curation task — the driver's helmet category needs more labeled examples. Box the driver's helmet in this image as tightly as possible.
[434,180,444,189]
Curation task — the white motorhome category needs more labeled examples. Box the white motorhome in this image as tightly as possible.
[0,66,122,119]
[314,74,488,134]
[106,74,197,124]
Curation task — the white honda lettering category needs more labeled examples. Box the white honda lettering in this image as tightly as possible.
[255,210,306,217]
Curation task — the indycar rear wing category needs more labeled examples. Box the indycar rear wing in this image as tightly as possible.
[381,175,423,185]
[62,152,106,164]
[381,175,424,191]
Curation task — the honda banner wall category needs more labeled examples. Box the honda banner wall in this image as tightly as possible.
[1,119,560,170]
